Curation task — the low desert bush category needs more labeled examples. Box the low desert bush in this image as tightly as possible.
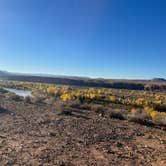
[90,104,105,114]
[128,111,153,126]
[31,96,45,104]
[128,116,154,126]
[109,109,126,120]
[109,96,120,104]
[44,97,56,105]
[66,99,81,108]
[149,110,166,125]
[129,106,166,126]
[152,103,166,112]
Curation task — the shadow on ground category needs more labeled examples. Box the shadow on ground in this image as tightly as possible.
[0,108,15,115]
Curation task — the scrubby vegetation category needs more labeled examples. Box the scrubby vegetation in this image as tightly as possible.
[1,71,166,91]
[0,80,165,165]
[0,80,166,127]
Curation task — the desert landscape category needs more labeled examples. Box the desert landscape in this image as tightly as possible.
[0,79,165,165]
[1,0,166,165]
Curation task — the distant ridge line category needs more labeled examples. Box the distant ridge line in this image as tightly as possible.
[0,70,166,91]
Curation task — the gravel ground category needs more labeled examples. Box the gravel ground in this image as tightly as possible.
[0,96,165,166]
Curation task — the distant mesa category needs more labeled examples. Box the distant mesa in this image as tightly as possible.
[152,78,166,82]
[0,70,166,91]
[0,70,9,76]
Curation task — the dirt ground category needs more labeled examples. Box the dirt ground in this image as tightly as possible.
[0,95,165,166]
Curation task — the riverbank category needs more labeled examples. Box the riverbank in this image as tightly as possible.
[3,87,32,98]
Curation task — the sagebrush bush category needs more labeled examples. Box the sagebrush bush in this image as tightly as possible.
[109,109,126,120]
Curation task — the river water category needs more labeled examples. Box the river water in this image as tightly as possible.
[4,88,32,98]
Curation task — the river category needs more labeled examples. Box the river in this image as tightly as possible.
[3,88,32,98]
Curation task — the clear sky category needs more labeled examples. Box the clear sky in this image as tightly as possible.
[0,0,166,79]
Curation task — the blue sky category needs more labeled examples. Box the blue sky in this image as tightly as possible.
[0,0,166,79]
